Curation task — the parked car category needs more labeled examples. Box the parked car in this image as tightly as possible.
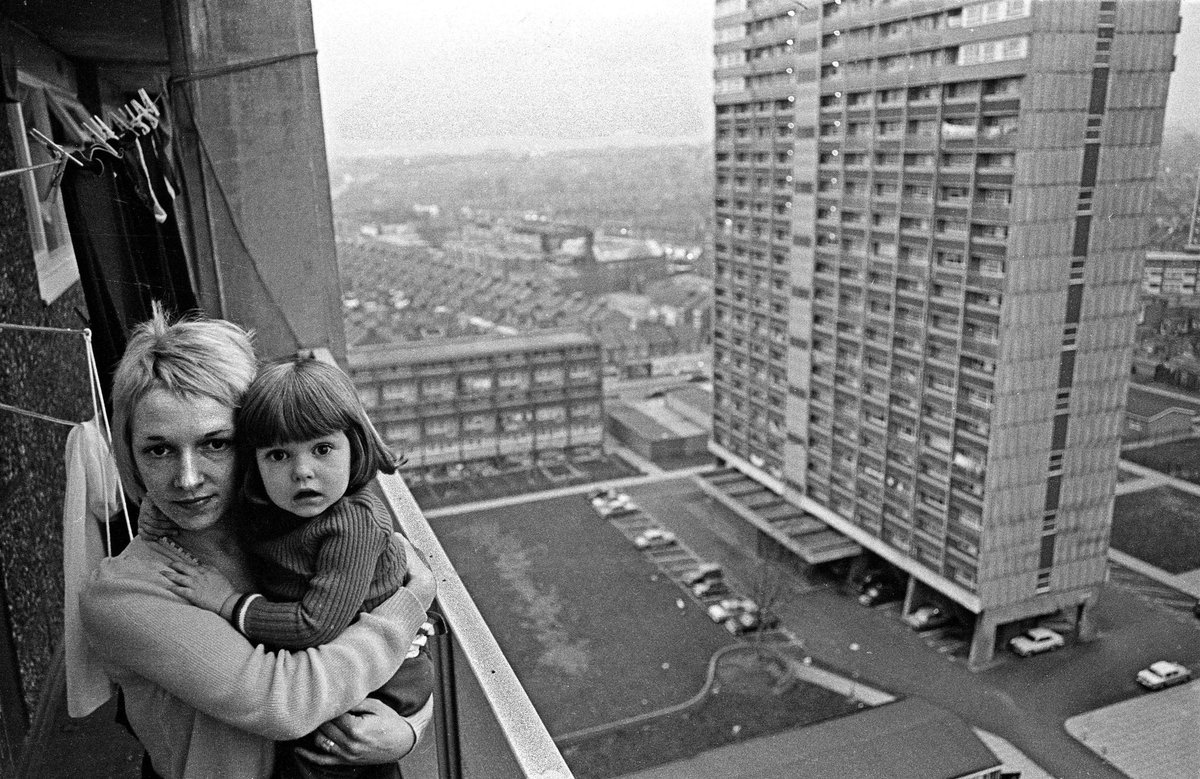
[850,568,890,593]
[858,580,902,607]
[707,597,757,624]
[597,500,639,518]
[691,579,731,599]
[904,605,952,631]
[682,563,723,587]
[588,488,622,503]
[1137,660,1192,690]
[1008,627,1065,657]
[633,528,676,550]
[591,491,629,508]
[725,610,780,636]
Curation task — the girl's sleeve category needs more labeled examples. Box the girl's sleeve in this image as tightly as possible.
[243,503,389,648]
[79,560,426,742]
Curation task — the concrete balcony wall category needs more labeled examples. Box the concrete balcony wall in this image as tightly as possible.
[375,472,573,779]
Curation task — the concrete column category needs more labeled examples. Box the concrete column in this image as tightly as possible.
[901,574,918,618]
[163,0,345,362]
[967,611,997,670]
[1076,598,1098,642]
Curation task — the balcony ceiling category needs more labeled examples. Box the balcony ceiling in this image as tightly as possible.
[4,0,168,66]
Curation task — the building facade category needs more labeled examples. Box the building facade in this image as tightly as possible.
[350,332,604,472]
[1143,246,1200,296]
[711,0,1179,666]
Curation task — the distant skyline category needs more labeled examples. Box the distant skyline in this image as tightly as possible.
[312,0,1200,158]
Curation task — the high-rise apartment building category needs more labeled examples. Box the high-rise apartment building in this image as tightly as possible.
[711,0,1179,667]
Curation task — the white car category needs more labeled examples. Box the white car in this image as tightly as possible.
[903,605,951,631]
[633,528,676,549]
[1008,627,1065,657]
[1137,661,1192,690]
[590,490,628,508]
[706,597,757,624]
[681,563,723,587]
[597,499,639,518]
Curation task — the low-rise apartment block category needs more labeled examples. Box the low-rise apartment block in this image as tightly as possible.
[349,331,604,471]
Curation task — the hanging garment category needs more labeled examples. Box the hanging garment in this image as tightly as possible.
[60,157,196,405]
[62,415,123,717]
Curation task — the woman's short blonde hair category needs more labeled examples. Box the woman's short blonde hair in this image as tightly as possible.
[110,304,257,499]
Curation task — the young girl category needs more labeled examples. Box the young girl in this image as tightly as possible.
[162,356,434,779]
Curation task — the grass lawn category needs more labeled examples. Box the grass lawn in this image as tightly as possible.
[430,493,733,734]
[1111,486,1200,573]
[558,647,864,779]
[1121,438,1200,485]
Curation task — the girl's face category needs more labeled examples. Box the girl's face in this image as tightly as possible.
[132,389,238,533]
[256,431,352,519]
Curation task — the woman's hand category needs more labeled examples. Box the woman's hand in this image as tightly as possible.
[397,535,436,610]
[137,499,177,542]
[295,697,434,766]
[160,558,238,616]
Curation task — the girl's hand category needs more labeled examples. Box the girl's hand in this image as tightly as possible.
[407,620,435,659]
[160,559,238,615]
[137,499,177,542]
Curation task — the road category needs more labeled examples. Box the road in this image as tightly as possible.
[626,475,1200,779]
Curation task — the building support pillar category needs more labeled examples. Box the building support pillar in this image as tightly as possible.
[901,575,920,619]
[162,0,345,362]
[967,611,998,671]
[1076,596,1098,642]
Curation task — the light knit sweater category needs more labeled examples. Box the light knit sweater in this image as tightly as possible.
[79,535,426,779]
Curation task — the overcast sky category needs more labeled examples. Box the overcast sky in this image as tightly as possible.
[312,0,1200,157]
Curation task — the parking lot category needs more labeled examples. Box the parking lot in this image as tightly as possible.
[593,490,793,641]
[614,476,1200,779]
[428,473,1200,779]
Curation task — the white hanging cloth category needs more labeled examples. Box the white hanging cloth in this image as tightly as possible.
[61,415,123,717]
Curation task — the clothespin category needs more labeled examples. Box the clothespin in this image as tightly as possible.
[81,117,119,157]
[122,104,151,135]
[88,115,119,141]
[28,128,83,166]
[137,89,161,122]
[105,109,132,134]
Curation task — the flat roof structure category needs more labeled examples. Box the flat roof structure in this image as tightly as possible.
[348,330,596,369]
[1125,385,1200,421]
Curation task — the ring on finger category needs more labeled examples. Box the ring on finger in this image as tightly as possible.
[321,735,335,752]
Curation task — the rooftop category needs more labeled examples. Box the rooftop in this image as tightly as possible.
[1126,385,1200,420]
[348,330,597,369]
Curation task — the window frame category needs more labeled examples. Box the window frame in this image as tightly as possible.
[7,71,89,304]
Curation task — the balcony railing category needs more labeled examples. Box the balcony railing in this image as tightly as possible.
[376,471,574,779]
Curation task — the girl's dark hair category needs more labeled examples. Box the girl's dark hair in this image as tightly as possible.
[238,356,398,504]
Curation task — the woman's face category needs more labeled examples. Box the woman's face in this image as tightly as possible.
[131,388,238,532]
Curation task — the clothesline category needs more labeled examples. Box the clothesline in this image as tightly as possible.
[0,157,68,182]
[0,321,91,335]
[0,322,92,427]
[0,401,77,428]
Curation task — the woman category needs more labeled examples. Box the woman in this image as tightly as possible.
[79,308,435,778]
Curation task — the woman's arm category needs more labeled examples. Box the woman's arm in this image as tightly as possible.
[80,537,434,742]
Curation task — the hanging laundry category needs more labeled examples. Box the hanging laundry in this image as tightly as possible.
[62,416,124,717]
